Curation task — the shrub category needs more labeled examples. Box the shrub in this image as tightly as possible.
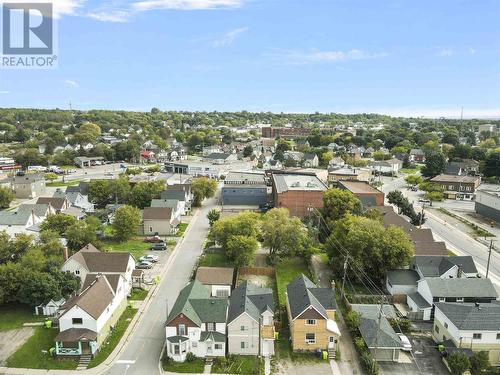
[345,311,361,332]
[185,352,197,362]
[354,337,366,353]
[360,351,379,375]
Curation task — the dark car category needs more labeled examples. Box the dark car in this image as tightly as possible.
[144,235,164,243]
[151,243,167,251]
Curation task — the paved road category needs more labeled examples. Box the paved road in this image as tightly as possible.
[381,175,500,288]
[104,197,219,375]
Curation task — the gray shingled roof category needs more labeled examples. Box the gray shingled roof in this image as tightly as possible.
[160,190,187,201]
[386,270,419,286]
[228,281,274,323]
[411,256,478,277]
[425,278,498,298]
[434,302,500,331]
[200,331,226,342]
[407,292,432,309]
[287,274,336,320]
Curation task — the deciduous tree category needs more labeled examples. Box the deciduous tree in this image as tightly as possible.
[113,205,141,241]
[226,235,258,267]
[0,186,14,209]
[192,177,218,207]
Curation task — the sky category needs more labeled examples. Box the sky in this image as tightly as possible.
[0,0,500,118]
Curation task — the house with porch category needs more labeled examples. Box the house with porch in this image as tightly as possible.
[55,273,128,358]
[165,280,228,362]
[140,207,179,236]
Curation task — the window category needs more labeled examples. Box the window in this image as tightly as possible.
[75,270,80,275]
[214,344,222,350]
[444,322,448,329]
[241,341,247,349]
[178,324,186,335]
[466,186,471,191]
[448,185,454,190]
[240,326,246,331]
[456,297,464,303]
[496,333,500,340]
[439,298,446,302]
[306,319,316,326]
[216,289,229,298]
[206,323,215,331]
[434,325,440,334]
[305,333,316,344]
[149,226,153,233]
[72,318,83,324]
[192,342,197,348]
[473,333,482,340]
[173,344,180,355]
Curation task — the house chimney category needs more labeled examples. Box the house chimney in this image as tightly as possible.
[457,265,463,278]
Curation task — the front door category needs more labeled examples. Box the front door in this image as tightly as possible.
[81,342,91,354]
[206,343,213,355]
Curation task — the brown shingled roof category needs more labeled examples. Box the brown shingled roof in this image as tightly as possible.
[413,241,448,256]
[36,197,67,211]
[196,267,234,286]
[143,207,173,220]
[82,273,122,293]
[68,243,133,273]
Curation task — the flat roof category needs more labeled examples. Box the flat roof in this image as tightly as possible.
[273,174,327,193]
[430,174,480,184]
[225,171,266,184]
[328,167,370,176]
[339,181,383,194]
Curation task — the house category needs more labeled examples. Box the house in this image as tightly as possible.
[328,157,345,169]
[204,153,237,164]
[36,197,71,213]
[303,153,319,168]
[168,183,194,204]
[410,256,478,279]
[140,150,156,163]
[141,207,179,235]
[11,172,46,199]
[131,269,145,289]
[283,151,304,165]
[55,273,128,357]
[433,302,500,366]
[74,156,104,168]
[327,167,371,186]
[169,145,187,161]
[195,267,235,298]
[407,278,498,321]
[228,281,275,356]
[261,138,276,152]
[0,204,48,237]
[160,190,191,213]
[475,188,500,222]
[272,173,327,218]
[61,244,135,296]
[35,298,66,316]
[370,159,403,175]
[222,171,268,207]
[164,280,228,362]
[445,160,480,176]
[285,274,340,355]
[262,158,283,170]
[53,189,94,212]
[351,304,403,362]
[202,145,222,156]
[338,181,384,207]
[295,139,310,149]
[150,199,183,220]
[430,174,481,200]
[66,182,90,196]
[385,270,419,296]
[409,149,425,163]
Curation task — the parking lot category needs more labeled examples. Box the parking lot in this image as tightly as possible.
[137,241,174,281]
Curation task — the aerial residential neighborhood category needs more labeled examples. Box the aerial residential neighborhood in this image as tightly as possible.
[1,2,500,375]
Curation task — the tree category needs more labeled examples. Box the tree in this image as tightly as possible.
[0,186,14,209]
[40,214,77,235]
[261,208,309,264]
[44,172,58,182]
[470,351,490,375]
[226,235,258,266]
[447,351,471,375]
[65,220,98,251]
[243,145,253,157]
[110,176,131,203]
[74,122,101,146]
[322,188,362,230]
[129,181,164,209]
[207,209,221,227]
[387,190,424,225]
[482,151,500,178]
[325,215,414,281]
[0,262,22,303]
[113,205,141,241]
[88,179,112,208]
[209,211,260,252]
[404,175,423,186]
[426,191,444,201]
[192,177,218,207]
[421,152,446,177]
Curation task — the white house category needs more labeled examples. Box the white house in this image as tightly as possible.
[0,203,51,237]
[195,267,234,298]
[165,281,228,362]
[55,273,128,357]
[385,270,419,296]
[61,243,135,296]
[53,189,94,212]
[303,153,319,168]
[370,159,403,174]
[35,298,66,316]
[227,281,275,356]
[410,256,479,279]
[433,302,500,366]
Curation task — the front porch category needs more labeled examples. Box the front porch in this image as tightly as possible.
[55,328,98,357]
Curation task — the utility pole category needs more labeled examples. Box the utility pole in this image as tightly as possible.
[372,299,385,373]
[486,240,493,279]
[340,257,348,300]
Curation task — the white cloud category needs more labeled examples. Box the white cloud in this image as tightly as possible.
[0,90,10,94]
[132,0,244,11]
[272,49,388,65]
[436,48,453,57]
[212,27,247,47]
[5,0,85,18]
[64,80,79,87]
[369,107,500,119]
[469,48,476,55]
[87,9,131,22]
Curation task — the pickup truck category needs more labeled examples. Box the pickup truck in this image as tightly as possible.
[144,235,164,243]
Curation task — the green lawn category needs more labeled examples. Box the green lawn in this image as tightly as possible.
[161,357,205,373]
[198,249,233,268]
[87,307,138,368]
[7,327,78,370]
[176,223,189,237]
[275,257,311,306]
[274,330,324,365]
[212,355,263,374]
[46,178,83,187]
[0,303,45,331]
[102,238,151,259]
[129,288,149,301]
[401,166,421,174]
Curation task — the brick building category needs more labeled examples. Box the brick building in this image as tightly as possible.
[430,174,481,200]
[337,181,384,207]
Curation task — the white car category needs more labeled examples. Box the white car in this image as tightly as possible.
[140,255,159,263]
[398,334,412,351]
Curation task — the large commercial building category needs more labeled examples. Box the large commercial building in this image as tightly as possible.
[475,189,500,222]
[272,173,327,218]
[221,171,268,207]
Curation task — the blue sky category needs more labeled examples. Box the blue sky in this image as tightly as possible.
[1,0,500,118]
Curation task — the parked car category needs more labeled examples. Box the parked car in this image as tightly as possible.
[144,235,164,243]
[136,261,153,269]
[418,198,431,204]
[398,334,412,351]
[151,243,167,251]
[140,255,159,263]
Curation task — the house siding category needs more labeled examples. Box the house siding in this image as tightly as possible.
[228,313,260,355]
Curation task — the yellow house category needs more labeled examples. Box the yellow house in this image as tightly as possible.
[285,274,341,358]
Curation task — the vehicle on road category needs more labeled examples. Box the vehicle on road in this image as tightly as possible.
[140,255,159,263]
[136,261,153,269]
[418,198,431,204]
[398,334,412,351]
[151,243,167,251]
[105,171,114,176]
[144,235,164,243]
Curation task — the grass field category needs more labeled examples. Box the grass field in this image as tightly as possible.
[87,307,138,368]
[275,257,311,306]
[46,179,83,187]
[0,304,45,331]
[6,327,77,370]
[176,223,189,237]
[274,330,324,365]
[102,238,151,259]
[401,166,421,174]
[212,355,263,374]
[129,288,149,300]
[198,249,232,268]
[162,356,205,373]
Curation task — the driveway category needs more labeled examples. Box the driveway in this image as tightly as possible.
[410,335,448,375]
[0,327,34,364]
